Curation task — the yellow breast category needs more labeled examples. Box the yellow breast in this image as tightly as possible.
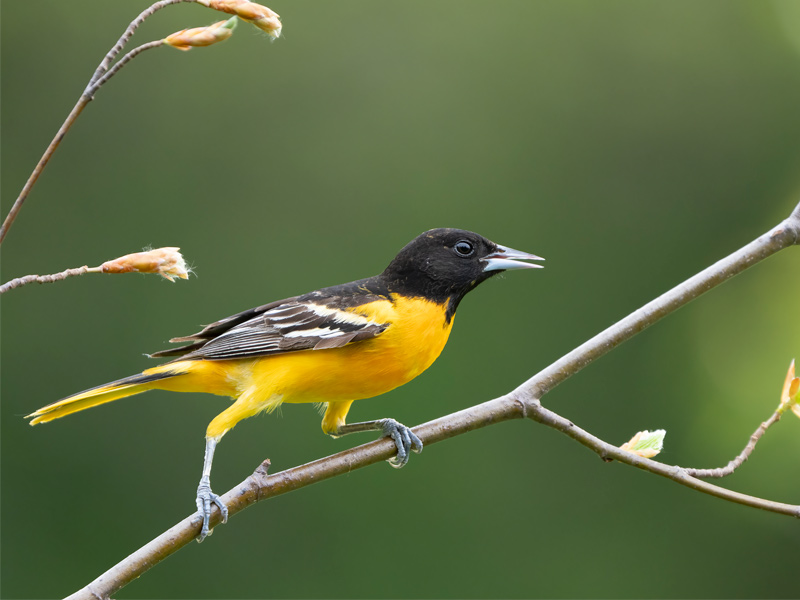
[250,294,454,405]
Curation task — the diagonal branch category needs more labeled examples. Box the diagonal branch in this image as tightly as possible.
[64,199,800,600]
[510,202,800,402]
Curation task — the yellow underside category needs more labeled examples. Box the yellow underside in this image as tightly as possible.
[29,294,454,440]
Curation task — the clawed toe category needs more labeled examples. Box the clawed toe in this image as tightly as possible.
[196,477,228,542]
[381,418,423,468]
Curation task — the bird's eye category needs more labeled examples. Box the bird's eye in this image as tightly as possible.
[453,240,474,257]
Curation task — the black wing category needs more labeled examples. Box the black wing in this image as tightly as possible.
[150,291,391,361]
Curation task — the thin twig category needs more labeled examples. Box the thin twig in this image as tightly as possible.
[88,0,194,89]
[0,0,192,246]
[683,411,783,478]
[64,200,800,600]
[0,96,92,245]
[0,266,101,294]
[0,39,165,247]
[87,41,165,98]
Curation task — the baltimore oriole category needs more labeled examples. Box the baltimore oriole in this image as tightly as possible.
[28,228,543,539]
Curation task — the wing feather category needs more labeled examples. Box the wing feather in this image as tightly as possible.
[150,297,390,361]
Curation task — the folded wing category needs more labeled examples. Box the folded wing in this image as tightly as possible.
[150,297,390,360]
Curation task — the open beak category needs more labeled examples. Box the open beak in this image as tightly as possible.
[482,243,544,272]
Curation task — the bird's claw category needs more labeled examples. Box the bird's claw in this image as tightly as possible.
[195,477,228,542]
[381,418,423,468]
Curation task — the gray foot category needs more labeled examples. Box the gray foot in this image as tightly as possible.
[381,418,423,468]
[195,476,228,541]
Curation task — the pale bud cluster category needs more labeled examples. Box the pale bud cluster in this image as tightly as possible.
[164,17,237,51]
[197,0,282,38]
[100,247,190,282]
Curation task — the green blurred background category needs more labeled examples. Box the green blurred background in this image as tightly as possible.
[3,1,800,597]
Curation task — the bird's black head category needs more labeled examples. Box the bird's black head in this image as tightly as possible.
[380,228,543,317]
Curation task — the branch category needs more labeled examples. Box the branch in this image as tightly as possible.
[65,199,800,599]
[0,95,92,246]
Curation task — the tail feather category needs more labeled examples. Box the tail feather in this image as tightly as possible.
[27,370,183,425]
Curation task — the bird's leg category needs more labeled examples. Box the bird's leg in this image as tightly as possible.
[333,418,423,468]
[195,436,228,542]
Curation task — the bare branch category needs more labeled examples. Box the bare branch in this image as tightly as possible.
[0,266,101,294]
[0,95,92,246]
[0,35,165,247]
[65,200,800,599]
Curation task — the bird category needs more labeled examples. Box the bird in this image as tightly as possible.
[27,228,543,540]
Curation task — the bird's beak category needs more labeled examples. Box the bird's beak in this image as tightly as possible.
[482,243,544,272]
